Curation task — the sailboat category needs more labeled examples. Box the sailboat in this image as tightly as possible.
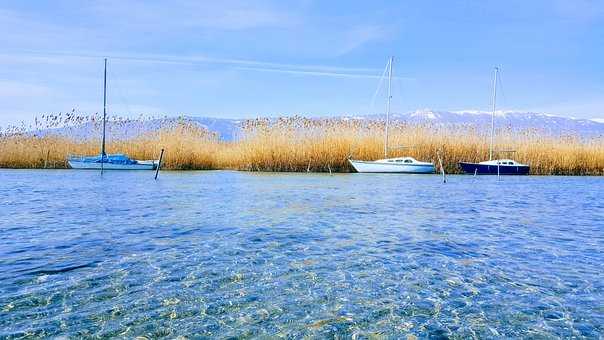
[68,58,158,170]
[348,57,436,174]
[458,67,529,175]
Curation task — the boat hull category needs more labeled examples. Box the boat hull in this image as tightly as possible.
[459,162,529,175]
[68,160,157,170]
[349,160,435,174]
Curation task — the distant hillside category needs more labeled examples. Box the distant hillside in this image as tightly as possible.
[360,110,604,137]
[38,116,243,141]
[38,111,604,141]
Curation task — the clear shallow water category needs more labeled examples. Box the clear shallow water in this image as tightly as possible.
[0,170,603,339]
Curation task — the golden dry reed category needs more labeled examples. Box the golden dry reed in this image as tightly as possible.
[1,114,603,175]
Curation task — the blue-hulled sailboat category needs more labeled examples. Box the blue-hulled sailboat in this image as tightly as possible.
[458,67,529,175]
[68,58,158,171]
[459,159,529,175]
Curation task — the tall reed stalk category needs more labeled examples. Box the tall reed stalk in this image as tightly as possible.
[1,114,603,175]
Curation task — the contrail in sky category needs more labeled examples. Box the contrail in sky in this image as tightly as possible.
[234,66,411,80]
[2,50,403,79]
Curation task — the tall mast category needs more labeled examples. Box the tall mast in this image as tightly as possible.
[384,56,393,158]
[101,58,107,157]
[489,67,499,161]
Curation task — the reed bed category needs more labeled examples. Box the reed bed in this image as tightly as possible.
[1,114,603,175]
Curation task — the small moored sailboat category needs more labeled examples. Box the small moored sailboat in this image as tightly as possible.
[458,67,529,175]
[348,57,435,174]
[68,58,158,171]
[68,154,157,170]
[459,159,529,175]
[350,157,436,174]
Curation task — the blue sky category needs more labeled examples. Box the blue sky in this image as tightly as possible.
[0,0,603,126]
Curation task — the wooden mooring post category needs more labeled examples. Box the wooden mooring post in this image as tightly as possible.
[154,148,164,180]
[437,150,446,183]
[155,149,164,180]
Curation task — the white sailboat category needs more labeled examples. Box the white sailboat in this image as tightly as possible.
[68,58,158,171]
[348,57,436,174]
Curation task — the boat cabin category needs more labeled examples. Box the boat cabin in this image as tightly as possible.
[383,157,420,164]
[479,159,527,166]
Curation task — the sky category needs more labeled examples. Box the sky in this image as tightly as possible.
[0,0,603,126]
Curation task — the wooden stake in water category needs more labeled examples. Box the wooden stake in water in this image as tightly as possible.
[155,148,164,180]
[437,150,446,183]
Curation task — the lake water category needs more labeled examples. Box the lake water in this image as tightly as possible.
[1,170,603,338]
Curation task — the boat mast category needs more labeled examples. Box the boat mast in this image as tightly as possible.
[384,56,393,158]
[101,58,107,157]
[489,67,498,161]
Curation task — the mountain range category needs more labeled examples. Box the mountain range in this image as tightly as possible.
[39,110,604,141]
[364,110,604,136]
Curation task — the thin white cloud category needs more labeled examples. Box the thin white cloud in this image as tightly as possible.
[337,25,388,56]
[235,66,395,79]
[1,1,391,62]
[0,80,52,97]
[0,8,95,49]
[88,0,299,31]
[0,50,383,75]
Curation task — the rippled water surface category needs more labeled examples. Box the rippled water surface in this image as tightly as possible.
[1,170,603,338]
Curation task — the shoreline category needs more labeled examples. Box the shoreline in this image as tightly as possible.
[1,167,603,176]
[2,118,603,176]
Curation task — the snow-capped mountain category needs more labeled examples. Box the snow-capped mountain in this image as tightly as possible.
[362,110,604,137]
[396,110,604,136]
[34,110,604,141]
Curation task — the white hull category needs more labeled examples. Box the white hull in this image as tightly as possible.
[68,160,157,170]
[349,159,435,174]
